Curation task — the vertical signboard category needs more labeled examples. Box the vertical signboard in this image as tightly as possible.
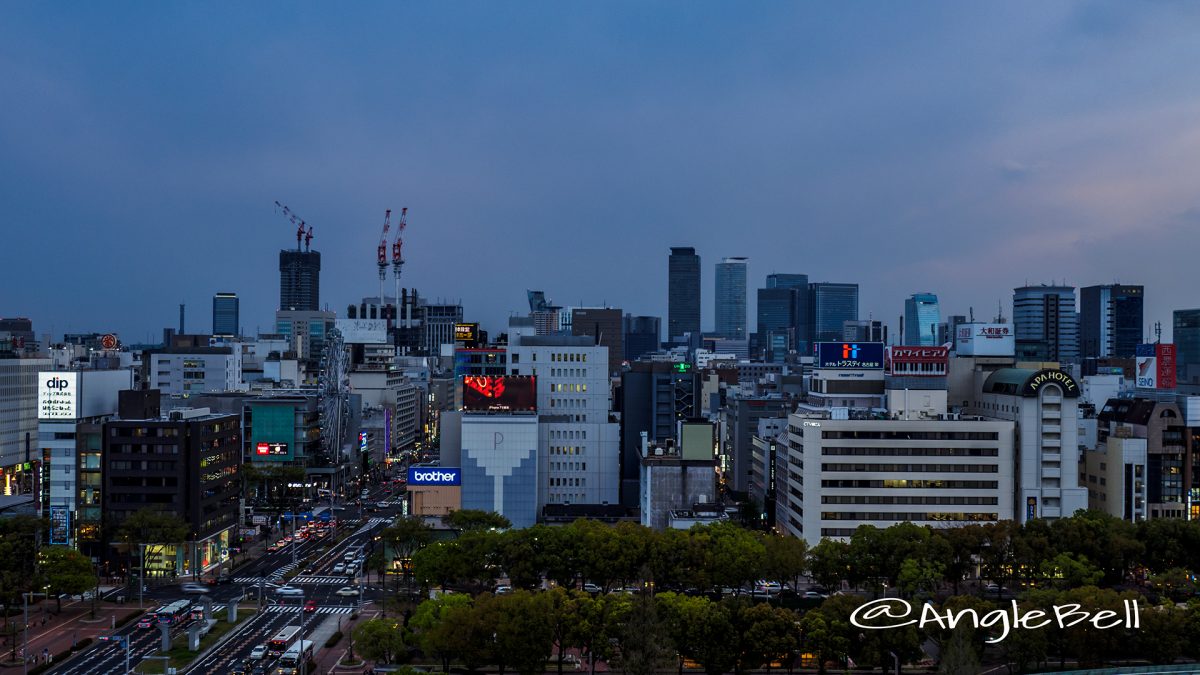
[38,372,79,420]
[1026,496,1037,521]
[1135,344,1157,389]
[1157,343,1177,389]
[50,506,70,545]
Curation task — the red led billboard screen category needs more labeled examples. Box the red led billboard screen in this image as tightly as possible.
[462,375,537,412]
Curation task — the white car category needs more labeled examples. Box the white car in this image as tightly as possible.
[755,580,782,594]
[181,583,209,594]
[333,563,346,574]
[344,551,356,561]
[494,585,512,595]
[802,591,828,600]
[275,586,304,596]
[335,587,360,597]
[249,644,268,660]
[582,583,602,594]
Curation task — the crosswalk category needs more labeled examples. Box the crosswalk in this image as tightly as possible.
[290,575,355,584]
[233,577,280,586]
[265,604,357,614]
[268,561,300,580]
[352,517,391,535]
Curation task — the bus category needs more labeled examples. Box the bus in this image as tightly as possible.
[277,639,314,674]
[267,625,302,657]
[154,599,193,626]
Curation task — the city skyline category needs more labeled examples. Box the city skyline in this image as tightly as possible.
[3,4,1200,343]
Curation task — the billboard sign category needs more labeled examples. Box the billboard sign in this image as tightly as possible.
[38,372,78,420]
[455,323,480,346]
[815,342,884,370]
[462,375,537,412]
[955,323,1015,356]
[1136,344,1157,389]
[1026,496,1037,521]
[407,467,462,486]
[50,506,70,545]
[886,346,949,375]
[334,319,387,344]
[255,442,288,456]
[1157,343,1177,389]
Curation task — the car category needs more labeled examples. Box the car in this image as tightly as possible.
[344,551,356,561]
[562,654,583,671]
[377,502,390,509]
[582,583,602,594]
[494,585,512,595]
[275,585,304,596]
[181,583,209,594]
[229,661,252,675]
[137,614,155,629]
[251,667,267,675]
[249,644,268,660]
[266,544,279,552]
[985,583,1006,593]
[303,600,317,613]
[333,563,346,574]
[335,587,360,597]
[755,580,783,595]
[802,591,828,600]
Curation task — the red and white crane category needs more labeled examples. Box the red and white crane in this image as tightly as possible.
[392,207,408,327]
[274,201,310,251]
[376,209,392,309]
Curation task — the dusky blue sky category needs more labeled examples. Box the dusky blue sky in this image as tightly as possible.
[4,2,1200,343]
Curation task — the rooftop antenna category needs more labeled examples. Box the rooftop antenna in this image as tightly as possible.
[1155,321,1162,344]
[969,306,975,322]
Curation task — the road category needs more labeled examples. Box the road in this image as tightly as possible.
[51,481,403,675]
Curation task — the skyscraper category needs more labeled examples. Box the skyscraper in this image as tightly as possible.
[668,247,701,341]
[279,249,321,311]
[809,282,859,344]
[1080,285,1144,363]
[714,257,748,340]
[1013,285,1078,363]
[1173,309,1200,382]
[572,308,624,375]
[756,273,809,359]
[212,292,239,338]
[904,293,941,346]
[623,315,661,361]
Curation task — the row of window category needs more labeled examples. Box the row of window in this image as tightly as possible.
[550,477,586,487]
[550,429,588,440]
[821,512,999,522]
[550,446,586,455]
[109,460,177,471]
[822,463,999,473]
[818,430,1001,441]
[551,461,587,472]
[821,479,999,489]
[550,383,588,393]
[820,447,999,457]
[821,495,999,505]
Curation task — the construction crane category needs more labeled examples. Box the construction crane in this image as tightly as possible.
[392,207,408,328]
[274,201,308,251]
[305,225,313,252]
[376,209,392,310]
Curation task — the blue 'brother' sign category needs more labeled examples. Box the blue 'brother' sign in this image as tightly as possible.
[408,467,462,486]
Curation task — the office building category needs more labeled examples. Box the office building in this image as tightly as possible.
[1080,285,1143,369]
[668,247,701,340]
[843,320,886,343]
[714,257,748,340]
[279,249,321,312]
[571,308,624,376]
[0,355,51,494]
[1013,285,1079,363]
[757,274,809,359]
[809,283,859,343]
[639,432,718,530]
[1094,398,1188,520]
[623,315,660,362]
[145,347,243,396]
[460,414,540,528]
[212,292,239,338]
[722,395,794,496]
[0,318,35,350]
[275,310,336,371]
[777,414,1015,545]
[619,361,700,506]
[904,293,941,346]
[104,403,241,577]
[420,303,464,356]
[939,315,968,346]
[1173,309,1200,384]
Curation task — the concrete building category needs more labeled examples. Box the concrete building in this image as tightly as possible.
[778,414,1015,545]
[714,257,748,340]
[969,367,1088,522]
[104,403,240,578]
[420,303,464,356]
[1013,285,1079,363]
[571,308,624,376]
[212,292,239,338]
[749,418,787,525]
[1173,309,1200,385]
[904,293,941,347]
[460,414,539,528]
[1082,433,1147,521]
[1095,398,1188,519]
[0,355,51,494]
[1080,285,1143,369]
[843,320,886,343]
[639,435,718,530]
[275,310,336,373]
[722,395,794,496]
[146,347,243,396]
[279,249,321,312]
[619,361,700,506]
[623,315,660,362]
[668,247,701,341]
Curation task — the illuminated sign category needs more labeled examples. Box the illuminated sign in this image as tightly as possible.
[1026,496,1037,520]
[38,372,78,420]
[407,467,462,486]
[672,362,692,373]
[955,323,1015,356]
[50,507,70,545]
[455,323,480,346]
[101,334,118,350]
[1136,344,1157,389]
[886,346,949,376]
[815,342,884,369]
[462,375,537,412]
[255,442,288,456]
[359,431,369,454]
[1022,369,1079,397]
[1157,344,1177,389]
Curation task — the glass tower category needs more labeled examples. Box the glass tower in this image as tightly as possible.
[212,292,239,338]
[714,257,748,340]
[668,247,701,340]
[809,283,859,344]
[904,293,941,346]
[1013,285,1078,363]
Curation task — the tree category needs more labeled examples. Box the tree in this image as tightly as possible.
[735,601,798,672]
[762,535,807,596]
[115,508,189,586]
[897,557,945,600]
[937,626,980,675]
[40,547,93,613]
[444,509,511,534]
[380,517,433,598]
[1039,553,1103,589]
[657,592,736,675]
[701,523,766,592]
[353,618,408,665]
[612,592,673,675]
[410,594,472,672]
[807,539,850,592]
[491,591,554,675]
[1151,567,1197,603]
[796,609,849,675]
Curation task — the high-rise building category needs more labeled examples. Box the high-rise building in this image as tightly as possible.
[714,257,748,340]
[756,273,809,359]
[0,355,50,494]
[904,293,941,346]
[420,303,464,355]
[571,308,624,376]
[809,282,859,344]
[279,249,321,311]
[1013,285,1079,363]
[619,361,700,506]
[668,247,701,340]
[212,292,239,338]
[1080,285,1144,365]
[623,315,660,362]
[1174,309,1200,385]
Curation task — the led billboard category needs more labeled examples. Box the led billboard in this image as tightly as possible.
[255,442,288,456]
[815,342,884,369]
[408,467,462,486]
[462,375,537,412]
[38,372,78,420]
[455,323,481,347]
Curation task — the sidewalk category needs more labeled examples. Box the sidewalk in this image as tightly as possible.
[0,600,139,669]
[312,607,376,674]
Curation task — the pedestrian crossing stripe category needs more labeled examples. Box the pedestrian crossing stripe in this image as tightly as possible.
[290,576,356,584]
[264,605,356,614]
